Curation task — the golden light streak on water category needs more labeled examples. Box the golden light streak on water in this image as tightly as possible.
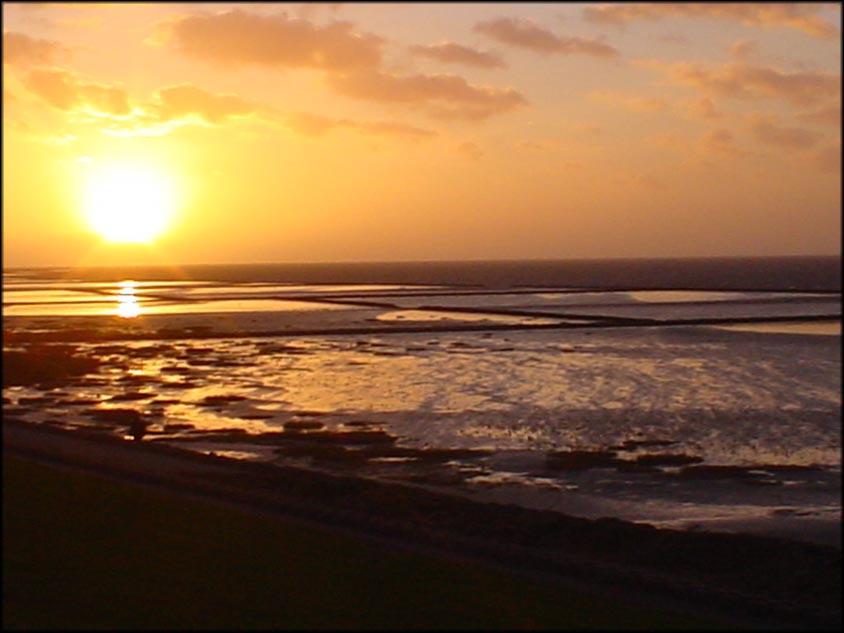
[116,280,141,318]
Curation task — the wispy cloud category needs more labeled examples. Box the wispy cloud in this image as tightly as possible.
[21,68,267,132]
[638,60,840,107]
[812,143,841,173]
[456,141,484,160]
[473,17,619,58]
[23,68,130,116]
[516,139,557,151]
[747,114,823,149]
[3,31,70,66]
[700,127,746,156]
[155,9,527,122]
[796,101,841,127]
[151,83,262,125]
[410,42,506,69]
[19,63,437,142]
[152,9,383,71]
[285,112,437,139]
[682,96,722,120]
[590,90,669,112]
[728,39,758,61]
[326,70,528,121]
[583,3,839,40]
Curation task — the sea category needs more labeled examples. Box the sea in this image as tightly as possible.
[3,256,841,546]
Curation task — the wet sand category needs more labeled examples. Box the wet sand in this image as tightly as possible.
[3,310,840,548]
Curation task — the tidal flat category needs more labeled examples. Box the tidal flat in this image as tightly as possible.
[3,270,842,628]
[3,275,841,547]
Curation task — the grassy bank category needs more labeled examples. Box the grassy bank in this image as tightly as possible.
[3,454,718,630]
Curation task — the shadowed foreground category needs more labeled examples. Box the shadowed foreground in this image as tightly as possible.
[4,418,841,630]
[3,454,721,631]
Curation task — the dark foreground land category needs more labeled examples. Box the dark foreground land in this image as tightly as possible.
[4,420,841,631]
[4,455,713,631]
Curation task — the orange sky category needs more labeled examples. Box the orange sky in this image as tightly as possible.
[3,2,841,268]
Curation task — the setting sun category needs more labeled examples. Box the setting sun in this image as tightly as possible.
[82,161,176,243]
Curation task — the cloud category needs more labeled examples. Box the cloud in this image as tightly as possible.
[624,173,664,189]
[152,83,260,124]
[812,144,841,173]
[326,70,528,121]
[156,9,525,122]
[656,33,688,45]
[410,42,506,69]
[473,17,619,58]
[22,68,130,116]
[21,64,437,140]
[285,112,436,139]
[3,31,69,66]
[153,9,382,72]
[560,158,584,170]
[574,123,603,135]
[349,119,437,139]
[797,101,841,127]
[583,3,839,39]
[638,60,840,107]
[590,90,669,112]
[747,114,823,149]
[456,141,484,160]
[284,111,337,136]
[700,127,746,156]
[21,67,268,134]
[516,140,557,151]
[294,3,344,21]
[683,96,722,120]
[55,15,104,30]
[728,39,758,61]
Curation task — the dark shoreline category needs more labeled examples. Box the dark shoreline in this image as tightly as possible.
[4,313,840,344]
[4,418,841,630]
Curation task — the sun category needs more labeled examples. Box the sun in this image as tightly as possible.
[82,161,176,243]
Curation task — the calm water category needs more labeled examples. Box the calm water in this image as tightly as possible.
[3,256,841,545]
[7,255,841,291]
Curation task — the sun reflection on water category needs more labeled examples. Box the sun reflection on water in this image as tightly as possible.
[116,280,141,318]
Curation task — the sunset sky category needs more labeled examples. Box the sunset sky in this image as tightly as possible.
[3,2,841,268]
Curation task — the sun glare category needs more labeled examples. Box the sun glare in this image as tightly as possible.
[115,280,142,318]
[82,162,176,243]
